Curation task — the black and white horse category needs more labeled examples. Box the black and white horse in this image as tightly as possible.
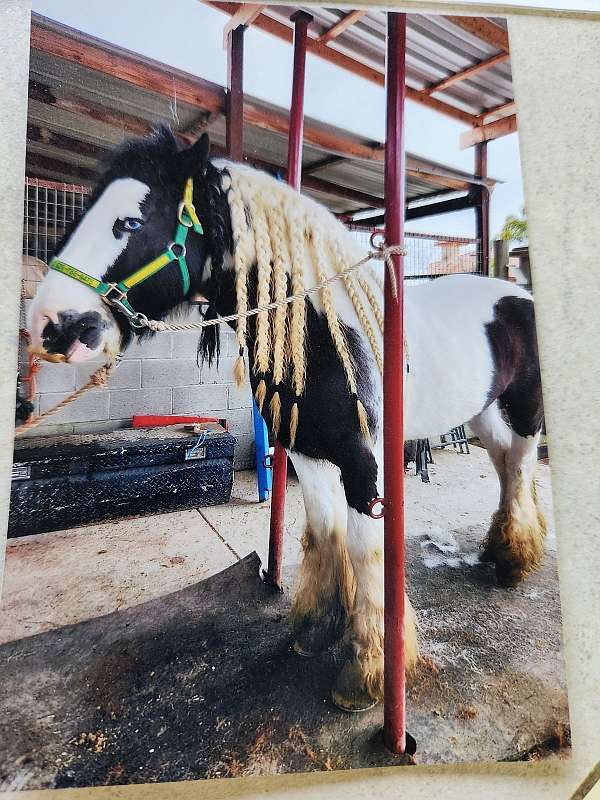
[28,131,546,712]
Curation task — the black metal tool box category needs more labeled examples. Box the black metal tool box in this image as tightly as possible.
[9,424,235,538]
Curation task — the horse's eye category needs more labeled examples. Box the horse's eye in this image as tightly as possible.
[114,217,144,237]
[122,218,143,231]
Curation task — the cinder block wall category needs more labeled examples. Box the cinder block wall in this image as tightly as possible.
[20,302,256,470]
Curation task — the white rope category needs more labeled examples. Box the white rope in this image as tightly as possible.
[14,244,406,433]
[143,244,405,333]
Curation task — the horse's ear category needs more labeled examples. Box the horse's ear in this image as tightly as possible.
[185,132,211,176]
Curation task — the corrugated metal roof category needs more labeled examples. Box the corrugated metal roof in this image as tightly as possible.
[27,14,498,218]
[256,7,513,118]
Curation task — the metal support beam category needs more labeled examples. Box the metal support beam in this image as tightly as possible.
[356,191,478,227]
[475,142,490,276]
[383,11,408,756]
[226,25,245,161]
[266,10,313,591]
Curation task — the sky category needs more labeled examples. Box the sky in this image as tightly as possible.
[32,0,526,239]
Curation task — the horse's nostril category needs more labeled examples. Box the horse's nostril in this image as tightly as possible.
[41,310,106,355]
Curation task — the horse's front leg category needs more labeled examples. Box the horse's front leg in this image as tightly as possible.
[288,452,354,656]
[331,447,419,712]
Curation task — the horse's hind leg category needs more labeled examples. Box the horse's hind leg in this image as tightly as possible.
[470,401,546,586]
[288,452,354,656]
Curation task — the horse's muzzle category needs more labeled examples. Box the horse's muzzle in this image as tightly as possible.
[39,309,107,361]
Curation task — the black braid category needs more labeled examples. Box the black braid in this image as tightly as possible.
[197,163,233,367]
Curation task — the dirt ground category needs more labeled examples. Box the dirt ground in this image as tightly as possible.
[0,446,569,789]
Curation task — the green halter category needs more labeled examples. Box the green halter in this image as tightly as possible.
[49,178,204,330]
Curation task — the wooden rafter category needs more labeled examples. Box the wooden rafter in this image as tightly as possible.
[205,2,479,126]
[26,152,99,184]
[425,52,510,96]
[477,100,516,122]
[29,80,154,139]
[443,16,509,52]
[318,10,368,45]
[29,19,484,196]
[27,123,109,161]
[301,154,346,174]
[222,3,263,47]
[460,113,517,148]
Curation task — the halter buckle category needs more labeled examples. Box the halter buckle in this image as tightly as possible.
[99,283,135,318]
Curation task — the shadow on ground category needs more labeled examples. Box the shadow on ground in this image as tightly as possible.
[0,528,570,790]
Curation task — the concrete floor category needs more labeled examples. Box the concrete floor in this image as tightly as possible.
[0,445,557,645]
[0,446,570,787]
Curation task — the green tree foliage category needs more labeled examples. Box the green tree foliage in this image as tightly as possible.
[500,208,527,242]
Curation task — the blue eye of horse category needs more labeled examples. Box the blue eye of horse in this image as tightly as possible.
[122,218,143,231]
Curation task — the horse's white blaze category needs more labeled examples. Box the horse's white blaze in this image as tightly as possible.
[28,178,149,361]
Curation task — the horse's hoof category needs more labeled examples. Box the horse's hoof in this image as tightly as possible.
[331,659,380,713]
[291,608,344,657]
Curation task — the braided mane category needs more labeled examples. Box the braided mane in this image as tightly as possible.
[220,162,383,447]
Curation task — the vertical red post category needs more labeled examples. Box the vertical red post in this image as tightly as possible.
[266,10,313,590]
[226,25,245,161]
[383,11,407,755]
[475,141,490,276]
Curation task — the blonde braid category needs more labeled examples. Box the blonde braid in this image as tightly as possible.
[311,225,371,440]
[286,201,307,447]
[251,199,273,411]
[268,202,291,437]
[228,177,252,386]
[330,236,383,375]
[358,276,384,335]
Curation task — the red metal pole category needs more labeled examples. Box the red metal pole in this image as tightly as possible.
[266,10,313,590]
[383,11,407,755]
[226,25,245,161]
[475,141,490,275]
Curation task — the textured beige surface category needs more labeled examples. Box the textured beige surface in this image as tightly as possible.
[0,2,599,798]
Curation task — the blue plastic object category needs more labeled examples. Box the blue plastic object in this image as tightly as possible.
[252,398,272,502]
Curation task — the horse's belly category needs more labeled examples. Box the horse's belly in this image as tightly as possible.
[402,275,519,439]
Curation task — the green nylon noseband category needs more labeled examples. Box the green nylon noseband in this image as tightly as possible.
[49,177,204,330]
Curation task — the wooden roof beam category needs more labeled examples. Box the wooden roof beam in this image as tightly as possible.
[460,113,517,148]
[477,100,516,122]
[443,16,509,52]
[318,10,368,45]
[424,51,510,96]
[205,3,479,126]
[29,80,154,138]
[222,3,264,47]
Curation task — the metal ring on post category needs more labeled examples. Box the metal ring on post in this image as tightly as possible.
[263,454,274,470]
[368,496,386,519]
[370,230,386,251]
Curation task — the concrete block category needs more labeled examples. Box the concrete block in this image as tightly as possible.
[142,359,200,388]
[171,330,202,358]
[172,385,228,414]
[228,382,253,410]
[39,389,109,424]
[35,363,76,393]
[123,333,172,360]
[199,356,238,385]
[75,360,141,391]
[219,407,253,435]
[109,388,172,420]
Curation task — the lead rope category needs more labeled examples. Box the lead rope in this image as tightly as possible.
[15,244,406,437]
